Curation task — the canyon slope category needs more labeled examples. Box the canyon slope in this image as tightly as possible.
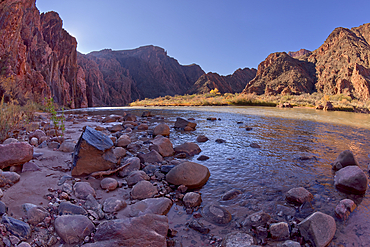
[187,68,256,94]
[243,23,370,101]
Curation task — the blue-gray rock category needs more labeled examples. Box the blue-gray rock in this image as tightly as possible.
[2,215,31,240]
[58,202,88,216]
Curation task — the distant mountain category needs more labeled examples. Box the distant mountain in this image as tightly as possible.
[243,23,370,101]
[187,68,256,94]
[78,46,205,106]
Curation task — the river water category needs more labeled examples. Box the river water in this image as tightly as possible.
[71,106,370,246]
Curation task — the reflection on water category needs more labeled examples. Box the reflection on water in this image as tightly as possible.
[70,106,370,246]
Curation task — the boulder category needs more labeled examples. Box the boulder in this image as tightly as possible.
[123,114,137,122]
[174,117,196,130]
[103,197,127,213]
[221,232,255,247]
[334,165,368,194]
[0,171,20,187]
[269,222,289,240]
[121,198,172,217]
[116,134,131,147]
[149,136,174,157]
[118,157,141,177]
[183,192,202,208]
[285,187,313,205]
[153,123,170,137]
[335,199,356,220]
[196,135,209,142]
[54,215,95,245]
[138,150,163,164]
[0,142,33,169]
[126,170,150,186]
[331,150,359,171]
[130,181,158,200]
[202,204,232,225]
[298,212,336,247]
[2,215,31,240]
[74,182,96,199]
[91,214,168,247]
[72,126,115,176]
[174,142,201,156]
[166,161,210,189]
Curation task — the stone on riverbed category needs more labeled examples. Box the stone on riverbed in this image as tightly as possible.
[174,142,201,156]
[88,214,168,247]
[242,211,271,228]
[222,189,242,201]
[202,204,232,225]
[331,150,359,171]
[116,134,131,147]
[0,142,33,169]
[196,135,209,142]
[298,211,336,247]
[58,139,75,152]
[58,202,87,216]
[54,215,95,245]
[2,215,31,240]
[121,198,173,217]
[153,123,170,137]
[334,165,368,194]
[285,187,313,205]
[335,199,356,220]
[174,117,197,131]
[221,232,255,246]
[138,150,164,163]
[183,192,202,208]
[74,182,96,199]
[166,161,210,189]
[23,204,49,225]
[103,197,127,213]
[130,180,158,200]
[149,135,174,157]
[126,170,150,186]
[118,157,141,177]
[269,222,289,240]
[100,177,118,191]
[71,126,115,176]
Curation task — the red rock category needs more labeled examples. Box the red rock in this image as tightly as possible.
[130,181,158,200]
[334,166,368,194]
[174,142,201,156]
[0,142,33,169]
[100,178,118,191]
[0,171,20,187]
[286,187,313,205]
[166,161,210,189]
[149,136,174,157]
[116,135,131,147]
[288,49,311,58]
[54,215,95,245]
[153,123,170,137]
[183,192,202,208]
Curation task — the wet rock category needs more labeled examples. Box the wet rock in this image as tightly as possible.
[58,140,75,152]
[54,215,95,245]
[138,123,149,131]
[113,147,126,160]
[250,143,261,148]
[118,157,141,177]
[74,182,96,199]
[188,220,210,234]
[174,117,197,130]
[221,232,255,246]
[242,211,271,228]
[153,123,170,137]
[331,150,359,171]
[334,165,368,194]
[281,240,301,247]
[24,205,49,225]
[2,215,31,240]
[138,150,164,163]
[196,135,209,142]
[103,197,127,213]
[100,177,118,191]
[116,134,131,147]
[91,214,168,246]
[202,205,232,225]
[298,212,336,247]
[222,189,242,201]
[107,124,124,132]
[270,222,289,240]
[335,199,356,220]
[0,171,20,187]
[174,142,201,156]
[183,192,202,208]
[197,155,210,161]
[72,126,115,176]
[122,197,173,217]
[166,161,210,189]
[245,127,253,131]
[130,180,158,200]
[58,202,88,216]
[126,170,150,186]
[215,138,226,143]
[150,136,174,157]
[285,187,313,205]
[0,142,33,169]
[0,201,6,215]
[207,117,217,121]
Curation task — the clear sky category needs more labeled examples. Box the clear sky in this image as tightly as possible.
[36,0,370,75]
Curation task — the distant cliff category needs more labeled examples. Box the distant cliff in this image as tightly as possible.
[0,0,87,108]
[187,68,256,94]
[78,46,205,106]
[243,23,370,101]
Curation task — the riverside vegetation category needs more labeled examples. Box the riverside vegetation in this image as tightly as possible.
[130,89,370,113]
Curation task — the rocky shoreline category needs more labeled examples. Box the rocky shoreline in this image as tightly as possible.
[0,110,368,246]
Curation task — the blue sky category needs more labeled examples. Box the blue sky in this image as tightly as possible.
[36,0,370,75]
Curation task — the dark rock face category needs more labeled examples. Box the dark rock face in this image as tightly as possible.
[0,0,87,108]
[187,68,257,94]
[78,46,205,106]
[243,23,370,101]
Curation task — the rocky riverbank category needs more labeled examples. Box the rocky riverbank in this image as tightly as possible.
[0,111,368,246]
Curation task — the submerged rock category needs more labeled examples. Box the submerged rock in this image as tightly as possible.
[335,199,356,220]
[222,189,242,201]
[122,198,173,217]
[202,204,232,225]
[166,161,210,189]
[72,126,115,176]
[221,232,255,247]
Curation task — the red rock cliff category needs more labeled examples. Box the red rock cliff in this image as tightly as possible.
[0,0,87,108]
